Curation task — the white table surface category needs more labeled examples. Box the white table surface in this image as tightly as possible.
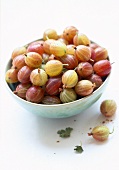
[0,0,119,170]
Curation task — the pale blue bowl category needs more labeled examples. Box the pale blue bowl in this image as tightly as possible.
[5,58,111,118]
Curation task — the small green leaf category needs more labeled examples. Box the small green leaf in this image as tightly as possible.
[57,127,73,138]
[74,145,84,153]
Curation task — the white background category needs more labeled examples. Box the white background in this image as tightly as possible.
[0,0,119,170]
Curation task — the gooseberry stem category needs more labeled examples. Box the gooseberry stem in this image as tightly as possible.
[109,127,114,134]
[13,91,18,94]
[62,64,69,66]
[74,67,77,71]
[88,132,93,136]
[89,58,94,62]
[46,35,49,40]
[111,62,115,65]
[38,68,40,73]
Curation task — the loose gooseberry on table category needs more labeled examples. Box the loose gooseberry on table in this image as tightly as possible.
[100,99,117,117]
[88,125,114,141]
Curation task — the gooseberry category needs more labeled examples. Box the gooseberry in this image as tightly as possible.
[100,99,117,117]
[59,54,78,69]
[42,53,50,64]
[42,96,61,105]
[89,47,96,61]
[43,28,58,40]
[43,39,55,54]
[66,44,76,55]
[73,33,90,46]
[87,74,103,89]
[14,83,31,99]
[5,68,18,83]
[75,80,94,96]
[93,59,111,77]
[94,47,108,61]
[90,43,99,50]
[60,88,77,103]
[50,40,67,57]
[75,45,91,62]
[88,125,114,141]
[12,54,26,70]
[11,46,27,60]
[62,70,78,88]
[27,40,44,55]
[58,37,69,45]
[45,76,62,95]
[26,85,44,103]
[45,60,63,77]
[30,68,48,86]
[17,66,33,83]
[63,26,78,43]
[25,52,42,68]
[76,62,93,78]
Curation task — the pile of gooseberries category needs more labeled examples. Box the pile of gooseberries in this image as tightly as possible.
[5,26,112,104]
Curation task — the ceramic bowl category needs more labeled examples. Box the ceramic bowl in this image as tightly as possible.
[5,59,111,118]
